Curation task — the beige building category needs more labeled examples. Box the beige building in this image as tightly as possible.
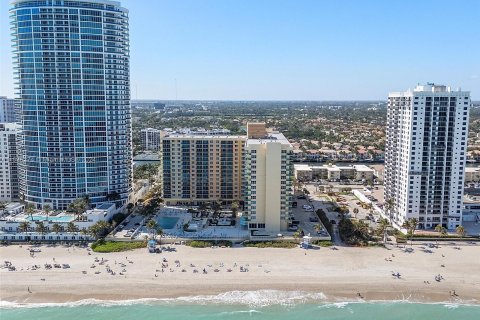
[244,125,293,234]
[160,132,245,205]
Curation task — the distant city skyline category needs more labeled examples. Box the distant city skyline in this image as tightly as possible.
[1,0,479,100]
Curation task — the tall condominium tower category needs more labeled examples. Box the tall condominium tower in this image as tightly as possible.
[243,123,293,234]
[384,84,470,230]
[0,124,20,202]
[10,0,132,209]
[0,97,17,123]
[160,131,245,206]
[141,128,162,151]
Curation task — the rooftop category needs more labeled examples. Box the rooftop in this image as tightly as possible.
[246,132,292,147]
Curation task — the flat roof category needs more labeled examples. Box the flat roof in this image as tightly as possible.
[165,134,246,140]
[246,132,292,147]
[133,153,160,161]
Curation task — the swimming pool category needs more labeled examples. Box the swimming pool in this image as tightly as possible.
[156,217,179,229]
[27,215,74,222]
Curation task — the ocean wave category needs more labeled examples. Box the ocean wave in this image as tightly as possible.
[1,291,479,310]
[174,290,328,307]
[0,290,327,309]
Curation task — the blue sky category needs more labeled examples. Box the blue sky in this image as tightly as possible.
[1,0,479,100]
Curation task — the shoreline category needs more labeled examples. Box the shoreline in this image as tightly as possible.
[1,244,479,306]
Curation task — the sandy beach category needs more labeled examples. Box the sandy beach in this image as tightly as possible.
[1,243,479,304]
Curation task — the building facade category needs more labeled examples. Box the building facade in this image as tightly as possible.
[384,84,470,230]
[10,0,132,209]
[160,132,245,205]
[141,128,162,151]
[243,126,293,234]
[0,97,17,123]
[0,124,20,202]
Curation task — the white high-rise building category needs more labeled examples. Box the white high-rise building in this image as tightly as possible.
[0,123,20,202]
[141,128,162,151]
[0,97,16,123]
[384,84,470,230]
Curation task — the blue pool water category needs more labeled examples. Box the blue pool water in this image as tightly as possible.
[157,217,179,229]
[27,216,74,222]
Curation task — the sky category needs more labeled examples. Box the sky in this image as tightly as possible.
[0,0,479,100]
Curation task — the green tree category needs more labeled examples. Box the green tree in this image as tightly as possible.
[146,219,158,238]
[18,221,30,234]
[88,221,111,239]
[67,221,78,234]
[43,204,52,222]
[231,200,240,218]
[35,221,47,234]
[402,218,418,246]
[68,198,89,220]
[212,200,222,215]
[376,218,390,243]
[51,223,62,234]
[384,198,395,223]
[455,225,466,238]
[0,202,7,214]
[155,226,164,244]
[25,203,35,219]
[435,224,447,237]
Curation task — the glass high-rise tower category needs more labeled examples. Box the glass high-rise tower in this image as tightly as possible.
[10,0,132,210]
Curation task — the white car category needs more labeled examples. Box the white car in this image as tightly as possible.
[302,205,311,209]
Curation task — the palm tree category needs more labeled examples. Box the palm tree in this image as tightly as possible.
[88,220,110,239]
[18,221,30,234]
[80,228,89,240]
[25,203,35,219]
[0,201,7,214]
[455,225,466,238]
[212,200,222,215]
[67,221,78,234]
[384,198,395,223]
[293,231,301,243]
[435,224,447,237]
[68,198,89,221]
[155,227,164,244]
[231,200,240,218]
[51,223,62,234]
[43,204,52,222]
[402,218,418,246]
[313,224,322,234]
[146,219,158,238]
[35,221,47,235]
[376,218,390,243]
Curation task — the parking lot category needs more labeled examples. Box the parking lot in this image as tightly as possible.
[290,196,331,240]
[301,183,386,233]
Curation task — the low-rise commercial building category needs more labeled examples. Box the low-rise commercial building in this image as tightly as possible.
[294,164,375,182]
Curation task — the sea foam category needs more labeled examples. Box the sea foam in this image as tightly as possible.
[0,290,327,309]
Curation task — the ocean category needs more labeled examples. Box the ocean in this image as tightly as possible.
[1,291,479,320]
